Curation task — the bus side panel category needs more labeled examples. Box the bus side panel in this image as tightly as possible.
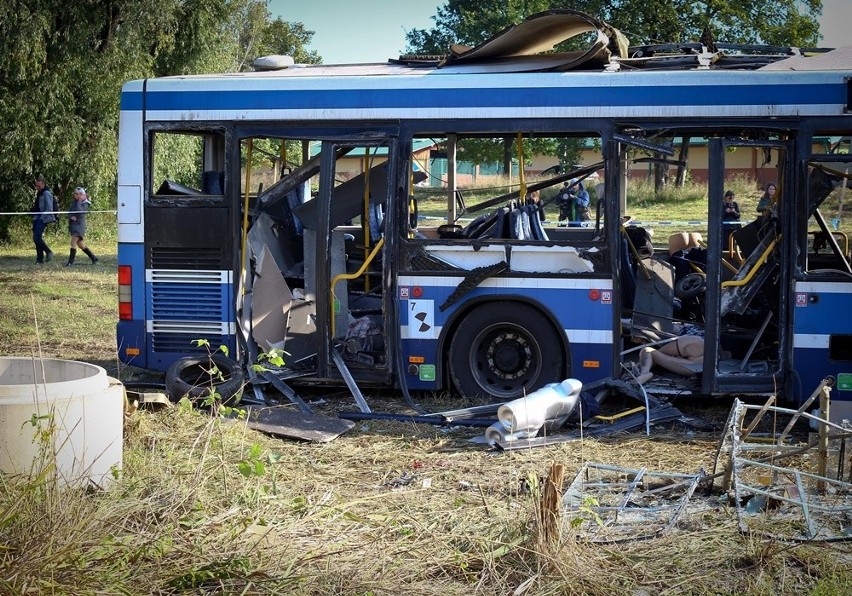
[140,203,236,372]
[398,274,614,390]
[117,242,148,368]
[793,281,852,420]
[116,97,146,366]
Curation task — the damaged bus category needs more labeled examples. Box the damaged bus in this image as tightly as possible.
[115,10,852,417]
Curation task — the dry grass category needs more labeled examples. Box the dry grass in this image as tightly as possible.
[1,221,851,595]
[3,392,851,594]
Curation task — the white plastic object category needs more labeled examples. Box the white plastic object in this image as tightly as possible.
[0,357,124,486]
[252,55,295,70]
[497,378,583,435]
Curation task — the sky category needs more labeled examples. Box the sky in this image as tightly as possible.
[267,0,441,64]
[267,0,850,65]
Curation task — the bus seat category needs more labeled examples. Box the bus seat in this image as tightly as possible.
[201,170,224,194]
[461,211,495,238]
[720,223,779,316]
[492,207,509,238]
[460,206,509,239]
[668,232,702,255]
[509,207,532,239]
[527,205,549,240]
[155,179,202,196]
[368,203,384,243]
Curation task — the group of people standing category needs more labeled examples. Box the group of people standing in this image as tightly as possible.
[522,177,596,226]
[32,175,98,266]
[720,182,777,249]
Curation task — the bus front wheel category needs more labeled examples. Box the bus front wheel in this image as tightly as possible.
[448,302,566,401]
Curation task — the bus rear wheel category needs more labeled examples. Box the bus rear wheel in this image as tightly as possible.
[448,302,566,401]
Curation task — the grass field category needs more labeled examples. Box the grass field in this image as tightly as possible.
[1,203,851,594]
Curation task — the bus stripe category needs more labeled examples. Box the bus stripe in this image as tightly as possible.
[401,326,613,343]
[121,82,843,113]
[398,275,612,290]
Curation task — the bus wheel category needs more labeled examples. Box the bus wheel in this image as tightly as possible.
[448,303,565,401]
[165,354,244,404]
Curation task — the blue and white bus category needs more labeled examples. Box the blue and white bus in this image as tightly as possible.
[115,25,852,416]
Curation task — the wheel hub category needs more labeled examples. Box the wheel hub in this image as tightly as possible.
[485,332,532,380]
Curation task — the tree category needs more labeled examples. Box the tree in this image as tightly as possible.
[406,1,823,55]
[403,0,823,181]
[598,0,821,47]
[0,0,320,241]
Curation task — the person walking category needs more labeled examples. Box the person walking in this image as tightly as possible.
[32,175,56,264]
[65,186,99,266]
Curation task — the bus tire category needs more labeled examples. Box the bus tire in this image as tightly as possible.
[675,272,707,300]
[165,354,244,404]
[448,302,566,401]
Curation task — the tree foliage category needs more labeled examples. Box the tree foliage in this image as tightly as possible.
[405,0,823,54]
[0,0,319,241]
[403,0,823,170]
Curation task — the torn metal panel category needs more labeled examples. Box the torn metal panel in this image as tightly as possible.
[244,405,354,443]
[562,462,703,542]
[250,245,292,353]
[293,160,390,231]
[330,349,371,414]
[716,396,852,541]
[247,211,303,278]
[509,245,597,274]
[424,244,506,270]
[759,45,852,71]
[257,370,312,414]
[424,244,597,275]
[440,9,628,72]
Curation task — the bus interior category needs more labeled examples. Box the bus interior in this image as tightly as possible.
[146,123,852,401]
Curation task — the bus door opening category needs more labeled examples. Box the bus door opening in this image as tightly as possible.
[703,137,791,395]
[243,136,397,385]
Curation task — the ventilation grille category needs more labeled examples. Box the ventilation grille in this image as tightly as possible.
[150,283,228,321]
[152,333,229,354]
[150,247,224,269]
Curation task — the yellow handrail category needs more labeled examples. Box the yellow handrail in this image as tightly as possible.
[721,237,778,288]
[330,237,385,336]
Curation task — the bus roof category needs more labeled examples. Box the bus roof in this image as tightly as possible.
[120,47,852,123]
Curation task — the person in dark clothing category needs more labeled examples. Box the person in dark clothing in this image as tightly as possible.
[721,189,741,252]
[65,187,99,266]
[556,179,591,226]
[32,175,56,264]
[756,182,776,218]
